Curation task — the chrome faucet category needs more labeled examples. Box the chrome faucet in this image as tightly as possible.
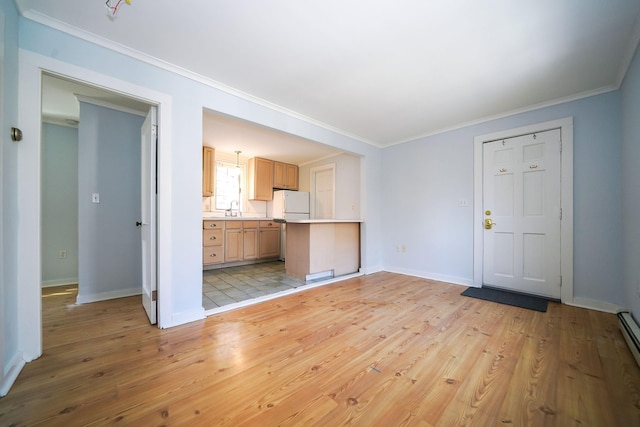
[227,200,240,217]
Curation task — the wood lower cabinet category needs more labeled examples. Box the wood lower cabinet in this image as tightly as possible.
[243,221,258,260]
[259,221,280,258]
[224,221,243,262]
[204,219,281,269]
[203,220,224,265]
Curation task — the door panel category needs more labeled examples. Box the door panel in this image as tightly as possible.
[483,129,561,298]
[141,106,157,324]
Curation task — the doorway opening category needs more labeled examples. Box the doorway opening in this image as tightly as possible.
[40,73,157,330]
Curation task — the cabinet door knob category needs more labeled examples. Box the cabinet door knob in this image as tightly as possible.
[210,253,216,257]
[210,236,216,240]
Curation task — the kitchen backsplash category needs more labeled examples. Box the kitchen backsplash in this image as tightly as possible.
[202,196,269,218]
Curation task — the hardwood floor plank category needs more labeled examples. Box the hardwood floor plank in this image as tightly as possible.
[1,275,640,426]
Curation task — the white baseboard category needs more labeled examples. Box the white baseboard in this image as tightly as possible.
[76,287,141,304]
[567,297,624,314]
[161,307,206,329]
[41,278,78,288]
[1,352,25,397]
[382,266,474,287]
[360,265,383,275]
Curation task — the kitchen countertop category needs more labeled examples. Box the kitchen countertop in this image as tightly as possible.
[202,216,277,221]
[284,219,363,223]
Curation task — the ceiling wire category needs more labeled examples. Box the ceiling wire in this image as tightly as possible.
[105,0,131,16]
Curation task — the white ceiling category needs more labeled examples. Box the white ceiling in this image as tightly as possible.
[23,0,640,147]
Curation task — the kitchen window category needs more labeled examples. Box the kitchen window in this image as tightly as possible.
[215,160,245,212]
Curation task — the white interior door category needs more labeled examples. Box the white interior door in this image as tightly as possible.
[482,129,562,299]
[312,166,335,219]
[140,106,157,324]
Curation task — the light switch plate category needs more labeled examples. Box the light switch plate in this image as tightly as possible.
[92,193,100,203]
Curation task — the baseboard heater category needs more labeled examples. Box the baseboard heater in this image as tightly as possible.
[617,311,640,367]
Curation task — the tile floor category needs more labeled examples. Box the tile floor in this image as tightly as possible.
[202,261,305,310]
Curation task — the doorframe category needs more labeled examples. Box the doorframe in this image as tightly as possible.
[17,50,173,361]
[472,117,574,304]
[310,163,336,219]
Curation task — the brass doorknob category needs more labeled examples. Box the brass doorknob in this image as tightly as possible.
[484,218,496,230]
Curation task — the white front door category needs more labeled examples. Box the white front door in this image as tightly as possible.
[482,129,562,299]
[140,106,157,324]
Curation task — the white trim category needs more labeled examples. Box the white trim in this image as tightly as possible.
[382,267,474,288]
[568,298,624,314]
[18,50,176,363]
[0,353,25,397]
[75,94,147,117]
[41,278,78,288]
[388,87,613,148]
[162,308,207,329]
[21,10,375,147]
[76,287,141,304]
[473,117,574,304]
[310,163,336,219]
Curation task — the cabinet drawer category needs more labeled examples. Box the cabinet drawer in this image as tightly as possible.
[226,221,242,229]
[259,220,280,229]
[203,220,225,230]
[242,220,258,229]
[203,247,224,264]
[203,229,223,246]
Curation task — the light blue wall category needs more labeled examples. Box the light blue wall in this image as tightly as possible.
[1,0,21,395]
[41,123,78,285]
[621,45,640,319]
[382,91,624,306]
[18,18,383,317]
[77,102,144,301]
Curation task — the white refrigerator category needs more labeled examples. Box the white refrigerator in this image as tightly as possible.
[269,190,310,220]
[268,190,310,261]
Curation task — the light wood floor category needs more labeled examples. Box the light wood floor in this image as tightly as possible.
[1,273,640,426]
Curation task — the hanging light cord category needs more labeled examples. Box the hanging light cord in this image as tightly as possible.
[106,0,131,16]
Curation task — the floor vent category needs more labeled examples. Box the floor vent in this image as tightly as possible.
[617,311,640,368]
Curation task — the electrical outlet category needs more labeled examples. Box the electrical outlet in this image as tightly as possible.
[458,198,469,207]
[401,244,407,252]
[395,245,400,252]
[59,250,67,259]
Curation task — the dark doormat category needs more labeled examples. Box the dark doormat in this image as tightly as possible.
[461,286,548,312]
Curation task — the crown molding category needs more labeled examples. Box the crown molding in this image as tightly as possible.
[20,9,376,147]
[385,85,618,148]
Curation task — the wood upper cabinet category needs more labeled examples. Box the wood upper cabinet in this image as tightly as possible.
[274,161,299,190]
[202,146,215,197]
[248,157,274,201]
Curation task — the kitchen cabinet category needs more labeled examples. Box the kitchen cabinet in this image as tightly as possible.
[202,220,224,265]
[243,221,258,260]
[259,221,280,259]
[248,157,274,201]
[203,219,281,269]
[224,221,243,262]
[202,146,215,197]
[273,162,298,190]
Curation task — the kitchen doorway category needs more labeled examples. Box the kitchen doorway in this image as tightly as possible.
[310,164,336,219]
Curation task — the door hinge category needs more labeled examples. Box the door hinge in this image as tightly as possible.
[152,290,157,301]
[559,140,562,153]
[559,276,562,287]
[559,208,563,220]
[152,124,158,137]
